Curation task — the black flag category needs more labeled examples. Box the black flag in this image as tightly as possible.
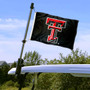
[30,12,78,50]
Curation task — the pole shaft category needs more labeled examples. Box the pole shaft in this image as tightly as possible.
[16,2,34,76]
[16,3,34,90]
[20,8,33,59]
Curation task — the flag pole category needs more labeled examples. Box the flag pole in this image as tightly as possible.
[15,3,34,90]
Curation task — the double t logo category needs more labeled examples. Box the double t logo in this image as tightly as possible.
[46,17,66,44]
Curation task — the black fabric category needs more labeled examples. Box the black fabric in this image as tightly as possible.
[31,12,78,50]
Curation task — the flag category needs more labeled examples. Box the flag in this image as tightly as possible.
[30,12,78,50]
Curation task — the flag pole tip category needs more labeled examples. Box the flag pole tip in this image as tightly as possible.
[30,3,34,9]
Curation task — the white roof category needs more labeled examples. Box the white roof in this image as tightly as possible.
[8,64,90,77]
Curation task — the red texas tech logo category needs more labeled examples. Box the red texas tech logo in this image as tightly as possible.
[46,17,66,44]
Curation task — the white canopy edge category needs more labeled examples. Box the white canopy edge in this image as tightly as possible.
[8,64,90,77]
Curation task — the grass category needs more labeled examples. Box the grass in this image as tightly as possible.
[0,83,32,90]
[0,86,31,90]
[0,80,33,90]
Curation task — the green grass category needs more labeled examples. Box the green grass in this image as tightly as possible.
[0,86,32,90]
[0,80,33,90]
[0,86,17,90]
[0,83,32,90]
